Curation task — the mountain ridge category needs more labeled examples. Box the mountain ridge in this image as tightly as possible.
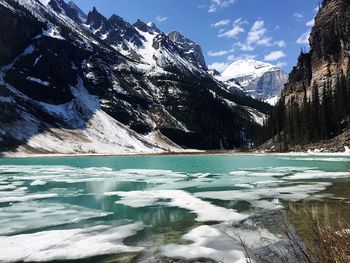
[0,0,271,155]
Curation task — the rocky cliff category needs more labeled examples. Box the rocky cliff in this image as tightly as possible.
[260,0,350,152]
[283,0,350,104]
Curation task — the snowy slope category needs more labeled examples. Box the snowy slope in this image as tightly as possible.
[0,46,179,155]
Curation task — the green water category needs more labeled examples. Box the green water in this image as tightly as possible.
[0,154,349,262]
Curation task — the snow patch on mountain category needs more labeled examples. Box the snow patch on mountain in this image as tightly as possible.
[38,0,51,6]
[135,29,156,66]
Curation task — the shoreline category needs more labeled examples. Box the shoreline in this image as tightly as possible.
[1,148,350,158]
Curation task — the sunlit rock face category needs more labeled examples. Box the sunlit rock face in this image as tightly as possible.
[283,0,350,105]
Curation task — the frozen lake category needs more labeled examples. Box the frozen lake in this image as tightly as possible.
[0,154,349,262]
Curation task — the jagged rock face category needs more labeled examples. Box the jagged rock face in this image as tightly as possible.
[67,1,87,22]
[48,0,81,23]
[254,70,288,101]
[134,20,160,34]
[0,2,43,67]
[168,31,207,70]
[283,0,350,104]
[85,8,145,60]
[0,0,271,154]
[283,53,312,104]
[86,7,107,31]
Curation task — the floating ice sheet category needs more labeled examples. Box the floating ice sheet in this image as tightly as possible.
[194,183,332,203]
[0,202,111,235]
[0,223,144,262]
[105,190,248,222]
[286,170,350,180]
[161,225,248,263]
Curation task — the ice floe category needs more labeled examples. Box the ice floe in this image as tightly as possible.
[0,223,144,262]
[286,170,350,180]
[194,183,332,203]
[105,190,248,222]
[161,225,249,263]
[30,180,47,186]
[0,202,111,235]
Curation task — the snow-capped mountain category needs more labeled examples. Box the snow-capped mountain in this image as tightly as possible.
[222,59,288,104]
[0,0,271,155]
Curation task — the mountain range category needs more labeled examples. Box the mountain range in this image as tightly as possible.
[0,0,272,155]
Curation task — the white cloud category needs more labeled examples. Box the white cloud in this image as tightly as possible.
[236,20,286,51]
[208,0,236,13]
[207,48,234,57]
[296,30,311,44]
[293,13,304,20]
[276,61,288,68]
[155,15,167,22]
[264,50,286,61]
[295,6,318,45]
[217,18,244,38]
[275,40,287,48]
[239,42,255,52]
[208,62,230,72]
[218,28,226,34]
[227,53,257,61]
[211,19,230,28]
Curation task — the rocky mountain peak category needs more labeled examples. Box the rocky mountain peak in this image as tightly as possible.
[133,19,160,34]
[108,14,125,24]
[47,0,81,23]
[86,6,107,30]
[67,1,87,22]
[168,31,207,70]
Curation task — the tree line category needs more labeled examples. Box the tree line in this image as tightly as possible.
[256,75,350,149]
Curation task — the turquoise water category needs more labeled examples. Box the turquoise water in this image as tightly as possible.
[0,154,349,262]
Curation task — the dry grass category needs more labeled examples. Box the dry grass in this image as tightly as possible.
[281,207,350,263]
[239,207,350,263]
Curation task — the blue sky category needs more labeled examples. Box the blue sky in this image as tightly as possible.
[71,0,320,73]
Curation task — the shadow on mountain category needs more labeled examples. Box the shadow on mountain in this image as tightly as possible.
[0,0,272,155]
